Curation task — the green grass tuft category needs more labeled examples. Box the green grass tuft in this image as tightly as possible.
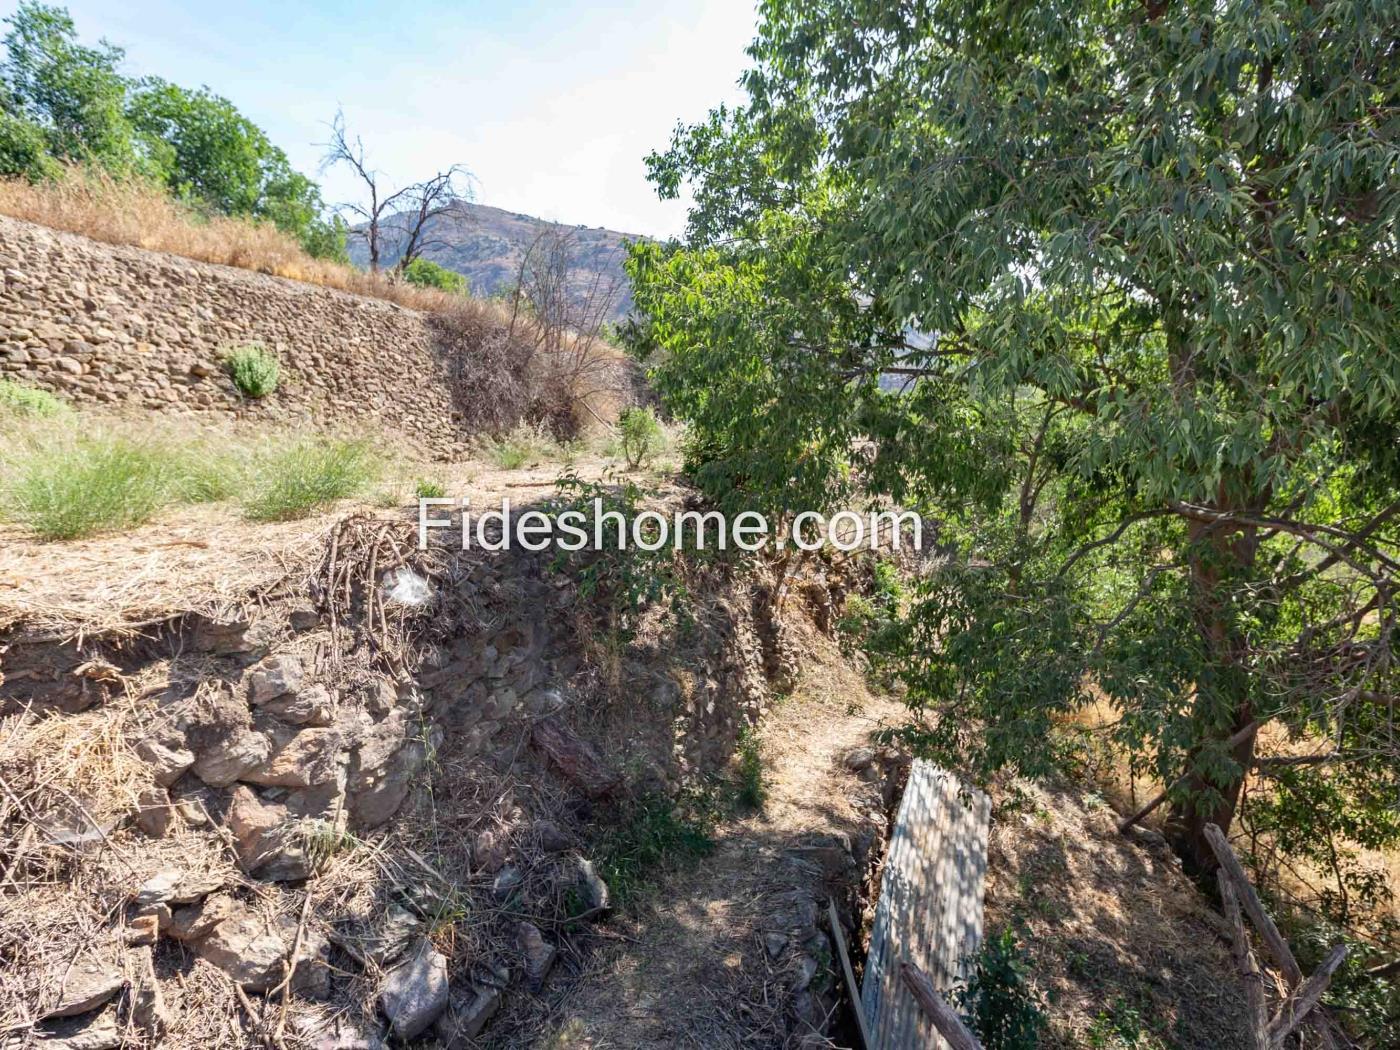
[0,380,68,418]
[735,728,767,809]
[594,792,717,906]
[241,437,379,522]
[414,477,447,499]
[224,343,280,398]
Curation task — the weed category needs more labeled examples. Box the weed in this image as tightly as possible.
[618,405,664,469]
[735,728,766,809]
[241,437,379,522]
[1,429,176,540]
[0,380,67,418]
[414,477,447,499]
[224,343,280,398]
[954,925,1049,1050]
[594,791,717,906]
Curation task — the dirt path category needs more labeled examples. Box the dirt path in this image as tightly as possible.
[542,628,907,1049]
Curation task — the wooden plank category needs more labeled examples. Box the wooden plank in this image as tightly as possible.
[861,761,990,1050]
[900,962,984,1050]
[828,900,873,1050]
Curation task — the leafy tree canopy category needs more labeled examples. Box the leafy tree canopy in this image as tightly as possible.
[630,0,1400,882]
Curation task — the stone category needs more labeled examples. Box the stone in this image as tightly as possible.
[433,985,502,1046]
[378,940,449,1040]
[134,785,174,837]
[129,947,170,1037]
[492,866,522,900]
[533,819,573,852]
[247,654,305,704]
[843,747,876,772]
[225,786,312,881]
[573,857,610,915]
[125,914,160,946]
[133,868,224,907]
[517,922,556,992]
[194,904,326,993]
[792,954,820,992]
[192,728,271,787]
[303,1018,387,1050]
[191,615,270,656]
[167,893,241,942]
[473,828,509,874]
[36,1008,121,1049]
[134,739,195,786]
[43,952,124,1018]
[764,932,787,959]
[242,727,344,788]
[530,717,622,799]
[260,684,336,726]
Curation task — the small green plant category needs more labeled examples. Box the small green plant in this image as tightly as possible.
[414,477,447,499]
[594,791,717,906]
[242,438,378,522]
[954,926,1049,1050]
[617,405,664,469]
[735,727,766,809]
[0,380,68,418]
[224,343,280,398]
[2,431,175,540]
[481,422,554,470]
[1086,999,1154,1049]
[401,257,469,294]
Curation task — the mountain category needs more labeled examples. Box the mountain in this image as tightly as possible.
[348,202,642,324]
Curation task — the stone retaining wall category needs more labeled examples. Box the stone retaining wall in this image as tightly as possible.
[0,215,469,454]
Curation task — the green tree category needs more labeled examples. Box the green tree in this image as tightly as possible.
[0,2,140,172]
[631,0,1400,875]
[400,256,468,293]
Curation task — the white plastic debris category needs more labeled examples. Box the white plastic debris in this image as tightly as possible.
[383,567,434,607]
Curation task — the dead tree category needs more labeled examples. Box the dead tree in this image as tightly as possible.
[320,109,472,273]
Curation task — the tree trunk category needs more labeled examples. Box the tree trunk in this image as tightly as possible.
[1168,503,1261,872]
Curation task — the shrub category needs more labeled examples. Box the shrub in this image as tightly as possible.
[414,478,446,499]
[0,380,68,418]
[594,791,717,906]
[242,438,378,522]
[735,728,766,809]
[954,926,1049,1050]
[224,343,280,398]
[2,431,176,540]
[402,257,468,294]
[617,406,664,468]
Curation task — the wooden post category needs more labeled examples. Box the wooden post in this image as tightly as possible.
[1217,869,1270,1050]
[1267,944,1348,1046]
[828,902,873,1050]
[899,962,984,1050]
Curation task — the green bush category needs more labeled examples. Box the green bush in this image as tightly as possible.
[954,926,1049,1050]
[414,477,447,499]
[735,727,766,809]
[2,431,176,540]
[224,343,280,398]
[242,438,378,522]
[401,257,468,294]
[0,380,68,418]
[617,406,664,469]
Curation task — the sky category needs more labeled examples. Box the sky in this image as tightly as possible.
[16,0,758,238]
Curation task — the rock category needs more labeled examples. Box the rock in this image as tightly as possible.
[843,747,876,772]
[134,739,195,786]
[195,904,327,993]
[167,893,241,942]
[134,869,224,907]
[764,932,787,959]
[261,683,335,726]
[492,866,522,900]
[125,913,160,946]
[517,922,556,992]
[134,785,174,837]
[378,940,449,1040]
[573,857,610,915]
[433,985,502,1046]
[530,717,622,799]
[129,947,170,1037]
[792,954,820,992]
[36,1008,121,1049]
[242,727,344,788]
[473,828,509,874]
[224,786,312,881]
[246,654,304,704]
[43,952,124,1018]
[192,728,271,787]
[533,819,572,852]
[352,905,421,965]
[303,1018,387,1050]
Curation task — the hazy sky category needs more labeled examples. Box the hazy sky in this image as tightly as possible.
[15,1,758,238]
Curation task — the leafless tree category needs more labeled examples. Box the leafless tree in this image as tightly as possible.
[319,109,473,273]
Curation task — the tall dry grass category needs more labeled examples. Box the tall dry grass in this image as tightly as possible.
[0,167,455,311]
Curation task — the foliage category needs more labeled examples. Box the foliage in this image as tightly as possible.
[0,428,176,539]
[480,422,556,470]
[414,477,446,500]
[223,343,280,398]
[953,926,1049,1050]
[401,256,468,294]
[629,0,1400,879]
[0,378,66,417]
[593,791,717,906]
[617,405,664,469]
[241,438,379,522]
[734,727,766,809]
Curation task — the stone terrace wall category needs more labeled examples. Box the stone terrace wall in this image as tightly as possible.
[0,215,469,454]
